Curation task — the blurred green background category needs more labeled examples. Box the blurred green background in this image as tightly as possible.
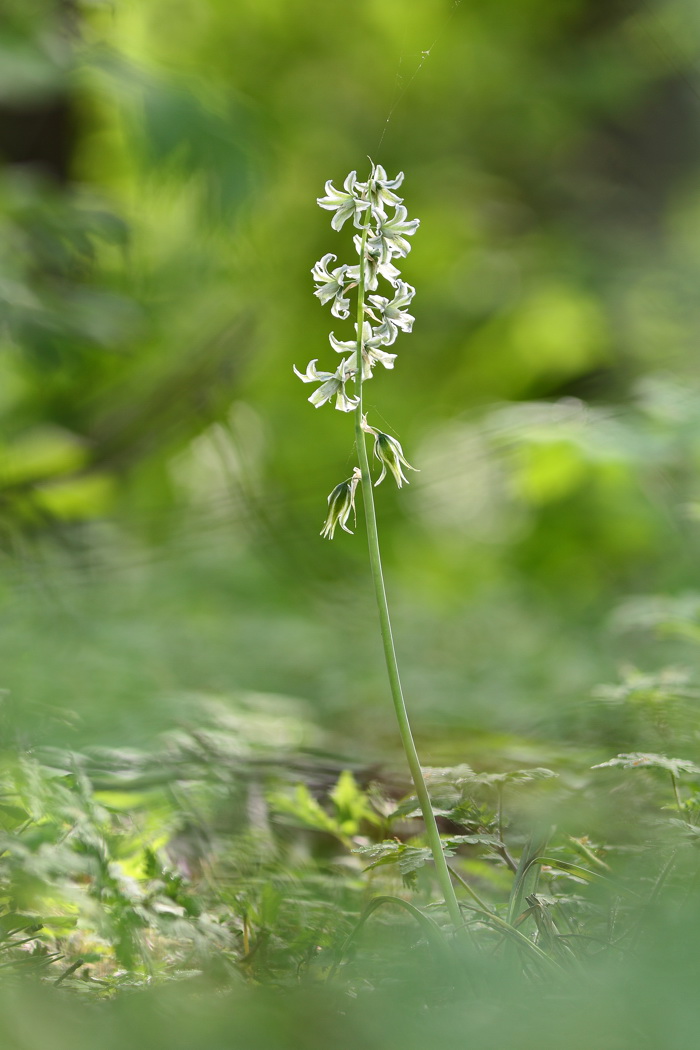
[5,0,700,1042]
[2,0,700,764]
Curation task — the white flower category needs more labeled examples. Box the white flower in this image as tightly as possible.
[329,322,397,374]
[367,281,415,342]
[347,244,402,291]
[321,467,362,539]
[368,205,420,264]
[317,171,370,232]
[328,330,373,380]
[293,358,358,412]
[311,253,350,318]
[356,163,404,216]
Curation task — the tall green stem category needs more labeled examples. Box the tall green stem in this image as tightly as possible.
[353,227,462,930]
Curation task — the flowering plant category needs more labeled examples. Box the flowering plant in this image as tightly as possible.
[295,164,462,930]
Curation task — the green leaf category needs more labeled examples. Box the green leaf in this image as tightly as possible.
[353,839,459,877]
[444,833,502,848]
[268,784,346,839]
[34,474,115,521]
[421,765,557,789]
[330,895,451,980]
[592,753,700,778]
[471,768,558,787]
[0,804,29,830]
[0,427,88,486]
[329,770,379,834]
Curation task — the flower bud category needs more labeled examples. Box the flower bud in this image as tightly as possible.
[321,467,362,539]
[365,423,417,488]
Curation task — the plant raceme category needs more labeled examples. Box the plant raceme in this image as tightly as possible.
[295,163,418,539]
[295,164,464,932]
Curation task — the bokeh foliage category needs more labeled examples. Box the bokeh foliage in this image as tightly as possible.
[2,0,700,745]
[3,0,700,1039]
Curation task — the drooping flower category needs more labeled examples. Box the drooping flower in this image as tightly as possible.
[329,322,397,374]
[328,329,373,380]
[311,253,350,318]
[321,467,362,538]
[347,243,402,292]
[355,163,405,216]
[293,357,358,412]
[362,417,418,488]
[317,171,369,232]
[367,280,415,342]
[368,205,420,265]
[364,339,398,371]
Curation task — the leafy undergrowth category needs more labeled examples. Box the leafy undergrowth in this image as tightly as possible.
[1,598,700,1050]
[2,646,700,1019]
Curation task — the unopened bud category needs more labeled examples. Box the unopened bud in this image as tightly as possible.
[321,467,362,539]
[370,429,418,489]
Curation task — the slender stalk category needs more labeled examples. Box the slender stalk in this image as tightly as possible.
[670,773,684,816]
[447,863,493,914]
[353,227,463,930]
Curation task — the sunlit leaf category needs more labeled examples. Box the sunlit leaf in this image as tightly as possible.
[592,753,700,777]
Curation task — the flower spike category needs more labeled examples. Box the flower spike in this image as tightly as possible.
[303,161,419,527]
